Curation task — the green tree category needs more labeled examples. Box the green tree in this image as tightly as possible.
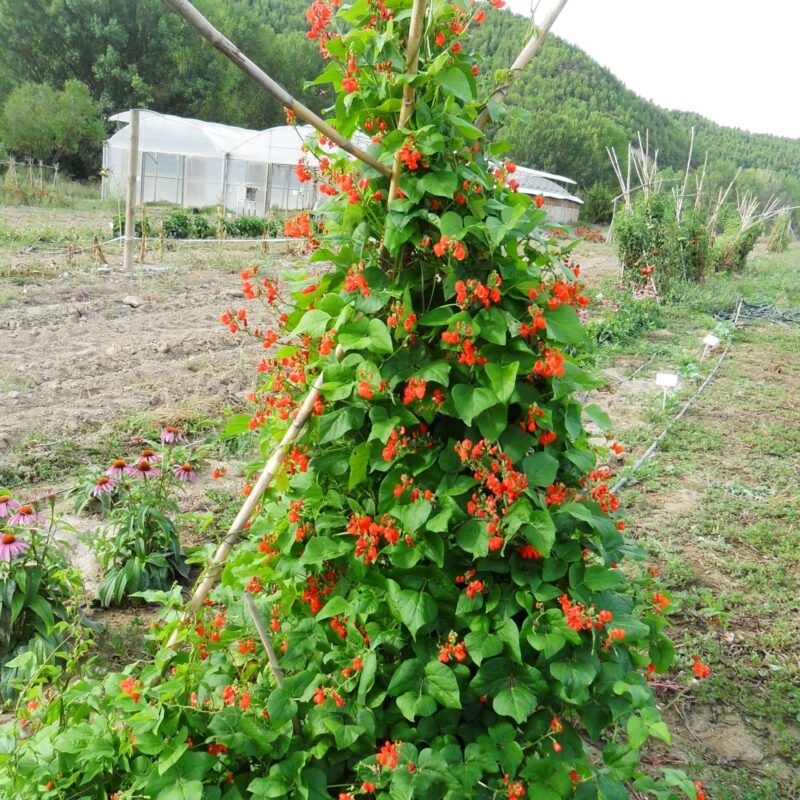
[0,80,103,164]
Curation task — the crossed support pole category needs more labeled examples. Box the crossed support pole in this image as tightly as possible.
[161,0,570,647]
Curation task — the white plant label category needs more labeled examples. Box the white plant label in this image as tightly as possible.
[703,334,721,348]
[655,372,679,388]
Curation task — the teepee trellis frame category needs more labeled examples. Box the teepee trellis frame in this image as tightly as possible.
[161,0,569,645]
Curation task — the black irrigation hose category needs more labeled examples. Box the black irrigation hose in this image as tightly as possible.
[609,299,743,496]
[715,300,800,327]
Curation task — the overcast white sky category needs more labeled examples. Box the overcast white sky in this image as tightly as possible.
[504,0,800,140]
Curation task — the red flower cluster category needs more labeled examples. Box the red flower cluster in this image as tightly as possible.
[313,685,345,707]
[456,438,528,551]
[454,273,502,309]
[387,302,417,333]
[393,474,434,503]
[119,677,141,703]
[376,740,399,769]
[590,482,619,513]
[342,52,359,93]
[691,655,710,679]
[285,213,311,239]
[559,594,616,634]
[439,637,467,663]
[347,513,402,565]
[330,615,347,638]
[402,377,427,405]
[381,423,432,462]
[398,139,424,171]
[533,346,565,378]
[504,774,526,800]
[341,656,363,678]
[343,261,370,296]
[306,0,340,55]
[301,568,339,614]
[432,235,467,261]
[456,439,527,506]
[295,159,313,183]
[520,403,544,433]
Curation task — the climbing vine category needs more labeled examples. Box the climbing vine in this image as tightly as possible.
[0,1,707,799]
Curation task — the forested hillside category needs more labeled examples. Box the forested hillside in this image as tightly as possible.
[0,0,798,208]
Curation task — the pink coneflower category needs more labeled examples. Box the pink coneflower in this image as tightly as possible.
[106,459,128,477]
[160,426,184,444]
[8,505,42,526]
[0,496,20,518]
[173,463,197,482]
[139,448,162,463]
[92,476,117,497]
[126,459,161,479]
[0,532,30,561]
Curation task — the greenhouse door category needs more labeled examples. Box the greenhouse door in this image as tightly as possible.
[140,153,184,205]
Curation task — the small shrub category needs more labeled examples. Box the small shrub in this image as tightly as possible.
[112,213,154,239]
[710,213,760,273]
[161,209,194,239]
[580,182,615,225]
[767,215,790,254]
[190,213,215,239]
[221,215,268,238]
[586,284,663,345]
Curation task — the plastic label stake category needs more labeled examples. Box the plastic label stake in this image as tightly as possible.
[655,372,679,409]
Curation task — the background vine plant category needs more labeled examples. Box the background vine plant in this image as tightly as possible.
[0,1,707,798]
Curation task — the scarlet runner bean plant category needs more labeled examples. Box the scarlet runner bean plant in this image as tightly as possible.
[0,2,708,798]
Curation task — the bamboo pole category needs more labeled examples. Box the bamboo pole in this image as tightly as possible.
[475,0,569,131]
[675,126,694,222]
[162,0,391,178]
[386,0,428,204]
[166,346,344,647]
[123,109,140,270]
[244,593,302,736]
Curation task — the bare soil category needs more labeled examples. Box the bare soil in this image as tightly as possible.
[0,261,281,452]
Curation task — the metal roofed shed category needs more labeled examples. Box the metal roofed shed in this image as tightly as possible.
[511,165,583,225]
[101,111,319,214]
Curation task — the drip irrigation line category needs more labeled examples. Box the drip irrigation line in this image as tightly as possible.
[610,298,743,496]
[715,300,800,327]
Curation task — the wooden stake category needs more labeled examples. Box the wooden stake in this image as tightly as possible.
[387,0,428,204]
[139,204,148,264]
[166,346,344,647]
[92,234,108,265]
[162,0,391,178]
[244,593,302,736]
[475,0,569,131]
[123,109,140,270]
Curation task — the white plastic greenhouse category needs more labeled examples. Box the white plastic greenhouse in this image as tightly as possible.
[101,111,319,214]
[101,110,583,222]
